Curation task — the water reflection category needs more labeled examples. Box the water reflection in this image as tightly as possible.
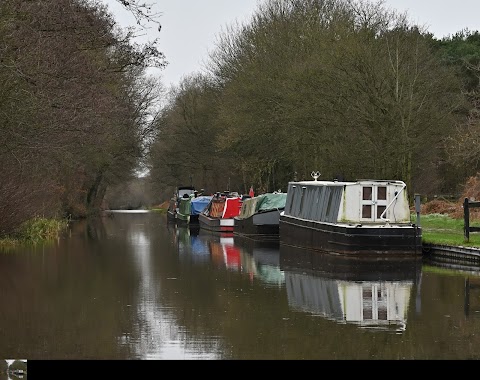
[206,232,241,271]
[279,245,422,333]
[173,226,285,291]
[114,212,222,360]
[233,237,284,287]
[174,225,210,263]
[423,255,480,318]
[174,225,422,333]
[5,212,480,359]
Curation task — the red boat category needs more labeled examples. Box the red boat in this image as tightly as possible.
[198,192,242,233]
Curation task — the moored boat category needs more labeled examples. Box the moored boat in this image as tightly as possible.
[176,194,213,225]
[198,192,242,234]
[279,172,422,256]
[191,195,214,223]
[166,185,196,222]
[234,192,287,241]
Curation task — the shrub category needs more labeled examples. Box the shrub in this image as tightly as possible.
[16,217,68,244]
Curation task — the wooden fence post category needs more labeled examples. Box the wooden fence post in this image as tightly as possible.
[465,197,470,241]
[414,194,421,227]
[464,198,480,242]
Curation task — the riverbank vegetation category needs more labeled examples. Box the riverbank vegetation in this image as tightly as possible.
[0,217,68,249]
[0,0,164,240]
[417,174,480,247]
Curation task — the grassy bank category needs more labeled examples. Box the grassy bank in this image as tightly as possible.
[419,213,480,247]
[150,207,167,214]
[0,217,68,250]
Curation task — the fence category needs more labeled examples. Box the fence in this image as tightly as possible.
[463,198,480,241]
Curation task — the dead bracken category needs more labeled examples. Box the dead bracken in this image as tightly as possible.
[419,173,480,221]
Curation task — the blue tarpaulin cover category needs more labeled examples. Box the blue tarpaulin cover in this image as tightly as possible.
[191,195,213,215]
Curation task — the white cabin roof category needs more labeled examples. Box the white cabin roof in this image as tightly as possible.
[284,179,411,224]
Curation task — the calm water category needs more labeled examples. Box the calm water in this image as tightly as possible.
[1,210,480,360]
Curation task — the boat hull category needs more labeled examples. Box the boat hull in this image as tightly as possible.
[167,185,196,224]
[176,195,212,226]
[279,214,422,256]
[234,209,282,240]
[167,209,176,222]
[175,213,189,224]
[198,213,235,233]
[176,213,200,225]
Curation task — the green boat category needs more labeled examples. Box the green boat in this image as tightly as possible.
[177,194,213,225]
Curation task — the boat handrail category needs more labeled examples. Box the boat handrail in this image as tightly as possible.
[379,182,406,222]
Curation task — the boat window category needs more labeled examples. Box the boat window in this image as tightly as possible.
[363,287,373,320]
[377,186,387,200]
[299,187,306,214]
[286,185,296,215]
[325,189,333,217]
[362,205,371,218]
[363,308,373,320]
[378,308,388,321]
[377,205,386,219]
[362,187,372,200]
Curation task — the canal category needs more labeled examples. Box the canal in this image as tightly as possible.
[1,210,480,360]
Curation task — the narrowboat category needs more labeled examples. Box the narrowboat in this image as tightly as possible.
[198,192,242,234]
[176,194,213,225]
[279,172,422,256]
[166,185,196,222]
[234,192,287,240]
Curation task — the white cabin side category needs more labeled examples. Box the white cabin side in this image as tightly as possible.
[338,180,411,224]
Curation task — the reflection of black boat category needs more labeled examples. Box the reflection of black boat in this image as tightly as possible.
[234,235,280,264]
[234,236,284,286]
[280,245,422,332]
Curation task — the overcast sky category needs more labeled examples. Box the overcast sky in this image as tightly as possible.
[103,0,480,88]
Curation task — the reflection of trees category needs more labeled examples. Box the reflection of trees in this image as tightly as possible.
[0,218,141,359]
[67,218,109,242]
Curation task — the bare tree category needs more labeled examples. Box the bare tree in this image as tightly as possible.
[0,0,165,235]
[115,0,162,29]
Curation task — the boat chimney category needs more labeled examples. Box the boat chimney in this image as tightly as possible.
[311,171,321,181]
